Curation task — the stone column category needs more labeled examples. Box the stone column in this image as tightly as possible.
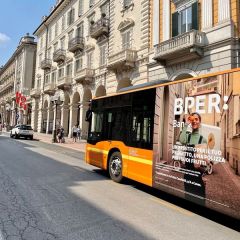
[81,102,90,139]
[46,107,51,134]
[52,104,57,132]
[218,0,230,23]
[69,104,79,138]
[61,104,70,136]
[202,0,213,29]
[153,0,160,45]
[23,109,27,125]
[31,100,39,131]
[163,0,170,41]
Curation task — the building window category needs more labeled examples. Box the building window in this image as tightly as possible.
[88,14,95,35]
[172,2,198,37]
[47,48,51,59]
[53,42,58,52]
[37,78,41,88]
[79,0,84,16]
[68,30,74,43]
[45,74,50,84]
[99,45,107,66]
[51,72,56,84]
[40,37,43,49]
[39,54,42,65]
[76,22,84,37]
[123,0,133,8]
[55,22,58,37]
[58,68,64,78]
[48,28,52,43]
[87,52,93,69]
[62,15,65,31]
[101,1,110,18]
[67,8,75,26]
[89,0,95,8]
[66,64,72,76]
[122,30,132,49]
[75,58,83,72]
[60,37,65,50]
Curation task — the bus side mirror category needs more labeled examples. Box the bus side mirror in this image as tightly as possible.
[85,109,92,122]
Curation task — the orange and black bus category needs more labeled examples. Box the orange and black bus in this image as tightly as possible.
[86,68,240,219]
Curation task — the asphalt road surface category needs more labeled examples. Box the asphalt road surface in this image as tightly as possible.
[0,133,239,240]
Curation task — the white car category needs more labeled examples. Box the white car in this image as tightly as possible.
[10,125,34,140]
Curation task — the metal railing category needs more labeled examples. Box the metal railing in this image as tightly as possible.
[68,37,84,51]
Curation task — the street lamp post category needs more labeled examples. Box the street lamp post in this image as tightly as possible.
[51,96,63,143]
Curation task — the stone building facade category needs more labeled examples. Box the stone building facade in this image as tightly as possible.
[31,0,151,138]
[0,34,37,128]
[150,0,240,167]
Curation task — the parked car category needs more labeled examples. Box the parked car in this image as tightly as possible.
[10,125,34,140]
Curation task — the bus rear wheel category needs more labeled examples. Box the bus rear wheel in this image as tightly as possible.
[109,152,123,183]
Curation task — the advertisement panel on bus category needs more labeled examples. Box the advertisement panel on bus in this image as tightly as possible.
[153,72,240,219]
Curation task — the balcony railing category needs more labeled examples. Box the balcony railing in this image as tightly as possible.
[30,88,41,98]
[43,82,56,95]
[68,37,84,53]
[0,81,14,93]
[90,18,109,39]
[75,68,95,84]
[40,59,52,70]
[107,49,137,71]
[154,30,206,65]
[57,76,72,90]
[53,49,66,63]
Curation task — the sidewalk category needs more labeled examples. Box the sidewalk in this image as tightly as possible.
[33,132,86,153]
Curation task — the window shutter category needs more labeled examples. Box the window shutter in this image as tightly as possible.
[192,1,198,30]
[172,12,179,37]
[67,11,71,26]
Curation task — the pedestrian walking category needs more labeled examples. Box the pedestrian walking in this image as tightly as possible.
[72,125,78,142]
[77,126,81,141]
[57,126,65,143]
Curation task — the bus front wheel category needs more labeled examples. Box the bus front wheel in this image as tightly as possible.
[109,152,123,183]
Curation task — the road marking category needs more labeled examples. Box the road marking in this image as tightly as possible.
[150,197,194,217]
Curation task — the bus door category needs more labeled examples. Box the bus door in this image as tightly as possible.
[104,108,130,176]
[127,109,153,186]
[86,111,105,168]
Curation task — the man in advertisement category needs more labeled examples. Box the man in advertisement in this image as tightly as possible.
[179,112,207,205]
[154,73,240,219]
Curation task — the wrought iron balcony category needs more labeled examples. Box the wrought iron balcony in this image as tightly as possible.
[68,37,84,53]
[75,68,95,84]
[154,30,206,65]
[53,49,66,63]
[43,82,56,95]
[107,49,137,71]
[30,88,41,98]
[40,59,52,70]
[57,76,72,90]
[90,18,109,39]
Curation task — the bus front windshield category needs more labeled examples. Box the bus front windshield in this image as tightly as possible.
[88,111,103,142]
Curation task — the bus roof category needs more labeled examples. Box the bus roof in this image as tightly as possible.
[92,67,240,101]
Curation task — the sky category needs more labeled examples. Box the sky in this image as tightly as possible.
[0,0,56,66]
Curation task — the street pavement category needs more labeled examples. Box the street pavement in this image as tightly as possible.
[0,133,239,240]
